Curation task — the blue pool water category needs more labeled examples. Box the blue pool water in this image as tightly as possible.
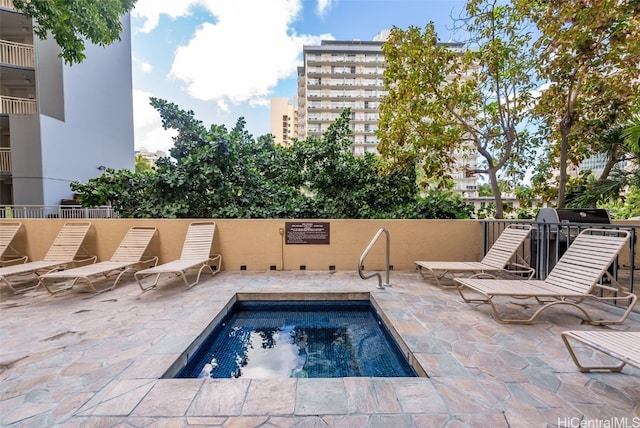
[175,300,417,379]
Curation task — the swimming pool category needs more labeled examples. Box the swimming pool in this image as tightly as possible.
[174,300,417,379]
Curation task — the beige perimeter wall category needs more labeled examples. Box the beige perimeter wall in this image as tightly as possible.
[9,219,640,272]
[12,219,483,272]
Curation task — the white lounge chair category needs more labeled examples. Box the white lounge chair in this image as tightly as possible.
[0,222,95,293]
[454,229,636,325]
[40,226,158,295]
[136,221,221,291]
[561,330,640,373]
[0,221,28,266]
[416,224,534,287]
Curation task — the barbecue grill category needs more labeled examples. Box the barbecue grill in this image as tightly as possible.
[535,208,611,224]
[533,208,612,278]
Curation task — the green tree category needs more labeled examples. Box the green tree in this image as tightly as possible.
[563,116,640,209]
[622,116,640,153]
[478,183,493,197]
[147,118,306,219]
[135,154,153,173]
[12,0,137,64]
[517,0,640,207]
[70,168,156,218]
[292,109,419,218]
[149,98,211,161]
[396,189,474,219]
[377,0,538,218]
[616,186,640,219]
[71,100,473,219]
[598,186,640,219]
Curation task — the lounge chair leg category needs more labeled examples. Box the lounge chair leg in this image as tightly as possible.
[136,272,162,291]
[456,285,490,304]
[561,333,626,372]
[4,276,39,294]
[110,272,124,291]
[10,283,39,294]
[40,278,75,295]
[416,266,450,288]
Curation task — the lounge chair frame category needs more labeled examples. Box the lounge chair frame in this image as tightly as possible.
[0,221,28,266]
[416,224,534,287]
[136,221,221,291]
[40,226,158,295]
[0,222,95,293]
[454,229,636,325]
[561,330,640,373]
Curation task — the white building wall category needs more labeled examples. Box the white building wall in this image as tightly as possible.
[8,115,43,204]
[34,15,134,205]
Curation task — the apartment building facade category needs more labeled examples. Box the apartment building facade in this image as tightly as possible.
[294,36,479,197]
[269,97,297,147]
[296,39,384,156]
[0,0,134,206]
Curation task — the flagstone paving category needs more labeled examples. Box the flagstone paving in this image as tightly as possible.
[0,270,638,427]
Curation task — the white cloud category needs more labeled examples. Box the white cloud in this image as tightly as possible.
[132,89,177,153]
[167,0,333,109]
[316,0,336,17]
[131,0,335,135]
[531,82,551,99]
[131,0,195,33]
[132,54,153,73]
[140,61,153,73]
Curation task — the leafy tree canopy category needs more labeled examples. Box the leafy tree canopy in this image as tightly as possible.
[72,99,473,219]
[135,154,153,174]
[610,186,640,219]
[377,0,539,218]
[516,0,640,207]
[12,0,136,64]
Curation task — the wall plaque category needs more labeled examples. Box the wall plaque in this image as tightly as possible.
[285,222,330,245]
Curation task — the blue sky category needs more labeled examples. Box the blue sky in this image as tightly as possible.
[130,0,468,153]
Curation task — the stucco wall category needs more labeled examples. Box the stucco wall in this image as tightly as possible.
[11,219,483,272]
[36,15,134,205]
[9,115,43,205]
[9,219,639,272]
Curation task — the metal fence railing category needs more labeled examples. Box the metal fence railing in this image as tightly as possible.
[481,220,638,295]
[0,205,118,219]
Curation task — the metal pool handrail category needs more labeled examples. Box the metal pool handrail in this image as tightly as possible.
[358,227,391,289]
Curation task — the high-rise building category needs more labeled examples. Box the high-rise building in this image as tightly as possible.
[0,0,134,206]
[269,97,297,147]
[296,39,385,156]
[294,33,478,197]
[577,153,626,179]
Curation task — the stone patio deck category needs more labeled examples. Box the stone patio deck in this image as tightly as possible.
[1,270,638,427]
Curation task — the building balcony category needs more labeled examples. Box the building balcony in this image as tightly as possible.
[0,39,35,68]
[0,95,37,114]
[0,0,15,10]
[0,147,10,172]
[307,59,382,68]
